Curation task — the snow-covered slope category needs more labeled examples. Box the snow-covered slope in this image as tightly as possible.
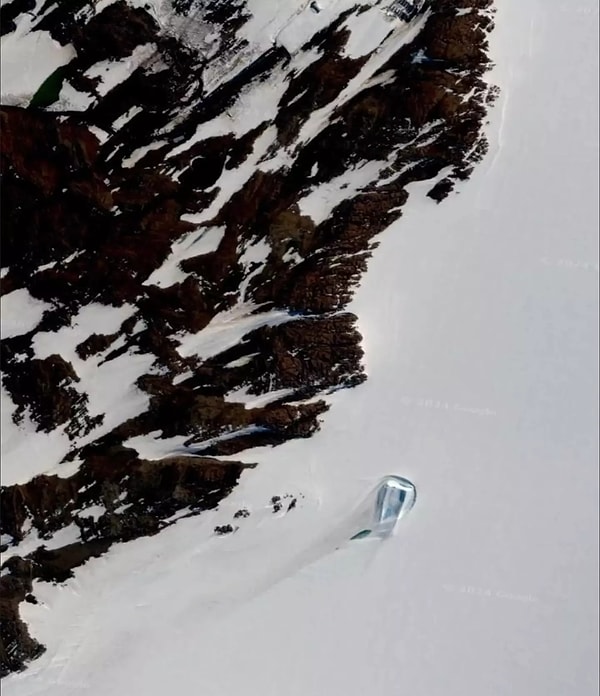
[1,0,500,674]
[2,0,492,484]
[1,0,598,692]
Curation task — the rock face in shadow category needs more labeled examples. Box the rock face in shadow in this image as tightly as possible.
[0,0,496,675]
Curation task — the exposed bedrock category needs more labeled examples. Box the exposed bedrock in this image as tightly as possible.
[0,0,496,674]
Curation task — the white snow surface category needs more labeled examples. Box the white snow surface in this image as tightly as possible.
[0,289,52,339]
[31,303,135,361]
[167,64,290,158]
[295,10,429,148]
[47,81,95,112]
[200,0,366,92]
[340,4,394,59]
[2,523,82,563]
[144,225,226,288]
[0,386,73,486]
[2,1,599,695]
[84,43,156,97]
[298,158,391,224]
[2,302,154,486]
[121,139,168,168]
[224,386,297,409]
[0,10,75,106]
[0,7,156,109]
[175,303,296,361]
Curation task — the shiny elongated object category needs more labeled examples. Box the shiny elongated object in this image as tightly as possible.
[351,475,416,540]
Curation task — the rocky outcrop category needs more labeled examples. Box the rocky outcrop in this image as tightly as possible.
[2,355,100,438]
[0,452,252,673]
[0,0,496,675]
[0,566,45,678]
[1,453,253,543]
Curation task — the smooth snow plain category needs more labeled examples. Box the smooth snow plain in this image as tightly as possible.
[3,1,599,695]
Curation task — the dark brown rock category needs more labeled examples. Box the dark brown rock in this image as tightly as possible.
[1,0,495,676]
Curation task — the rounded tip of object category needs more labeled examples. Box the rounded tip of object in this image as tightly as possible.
[372,475,416,537]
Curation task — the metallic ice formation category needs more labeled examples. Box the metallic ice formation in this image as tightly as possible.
[351,475,416,540]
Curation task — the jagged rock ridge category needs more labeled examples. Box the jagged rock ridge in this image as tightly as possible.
[0,0,496,675]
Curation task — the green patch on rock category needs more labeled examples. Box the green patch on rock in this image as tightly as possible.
[29,65,69,109]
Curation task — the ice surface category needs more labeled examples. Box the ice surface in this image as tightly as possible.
[349,475,416,539]
[371,475,416,536]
